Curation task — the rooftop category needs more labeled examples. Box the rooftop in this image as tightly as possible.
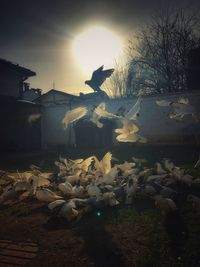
[0,58,36,77]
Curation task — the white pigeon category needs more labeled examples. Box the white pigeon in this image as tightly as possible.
[69,158,84,164]
[118,161,136,173]
[179,174,193,186]
[132,157,147,165]
[28,113,41,124]
[156,99,172,106]
[102,192,119,206]
[48,199,66,210]
[62,106,88,129]
[93,152,112,174]
[162,159,175,172]
[153,195,177,215]
[72,183,84,197]
[86,182,101,197]
[58,182,73,195]
[156,96,198,122]
[64,169,82,184]
[115,119,139,135]
[59,200,79,221]
[116,132,147,143]
[125,178,137,204]
[59,155,72,170]
[89,102,120,128]
[171,167,185,181]
[0,186,17,204]
[101,166,118,185]
[155,162,167,175]
[29,175,50,194]
[93,102,120,121]
[146,174,168,183]
[115,98,145,143]
[14,180,32,192]
[90,107,104,128]
[35,188,63,202]
[125,97,142,120]
[71,156,94,173]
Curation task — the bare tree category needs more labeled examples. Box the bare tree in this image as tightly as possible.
[127,8,200,95]
[103,58,130,98]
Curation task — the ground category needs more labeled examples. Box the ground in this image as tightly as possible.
[0,144,200,267]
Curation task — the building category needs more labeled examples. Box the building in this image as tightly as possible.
[0,58,36,98]
[0,59,41,151]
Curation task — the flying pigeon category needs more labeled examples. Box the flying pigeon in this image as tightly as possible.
[62,106,88,129]
[85,65,114,93]
[156,96,199,122]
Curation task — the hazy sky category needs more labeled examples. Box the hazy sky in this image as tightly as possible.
[0,0,199,95]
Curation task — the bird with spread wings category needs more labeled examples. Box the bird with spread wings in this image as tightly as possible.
[85,65,114,93]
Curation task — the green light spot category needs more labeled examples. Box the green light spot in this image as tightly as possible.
[97,211,101,217]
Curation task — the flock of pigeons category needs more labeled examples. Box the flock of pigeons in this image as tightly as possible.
[2,67,198,222]
[62,94,199,144]
[0,153,200,222]
[62,97,147,143]
[156,96,199,122]
[26,66,199,144]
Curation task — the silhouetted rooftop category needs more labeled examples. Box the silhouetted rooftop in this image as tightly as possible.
[0,58,36,77]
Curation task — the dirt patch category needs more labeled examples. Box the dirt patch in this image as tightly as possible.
[1,197,200,267]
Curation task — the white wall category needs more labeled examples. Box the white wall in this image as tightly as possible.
[40,91,200,148]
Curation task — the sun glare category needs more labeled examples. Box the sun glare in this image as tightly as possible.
[73,26,122,73]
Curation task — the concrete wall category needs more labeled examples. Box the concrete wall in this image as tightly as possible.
[40,91,200,148]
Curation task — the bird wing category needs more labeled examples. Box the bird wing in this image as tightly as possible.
[90,112,103,128]
[115,119,139,135]
[91,65,104,80]
[80,156,94,172]
[121,119,139,133]
[62,106,88,129]
[125,97,142,120]
[92,156,101,171]
[94,102,120,119]
[101,152,112,174]
[91,66,114,87]
[116,133,139,143]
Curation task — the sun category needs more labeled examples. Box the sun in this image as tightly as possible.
[73,26,122,73]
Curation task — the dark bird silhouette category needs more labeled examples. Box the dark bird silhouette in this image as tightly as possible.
[85,65,114,93]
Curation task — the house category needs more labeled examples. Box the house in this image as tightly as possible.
[0,96,42,151]
[0,59,41,151]
[35,89,79,106]
[0,58,36,98]
[22,84,42,101]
